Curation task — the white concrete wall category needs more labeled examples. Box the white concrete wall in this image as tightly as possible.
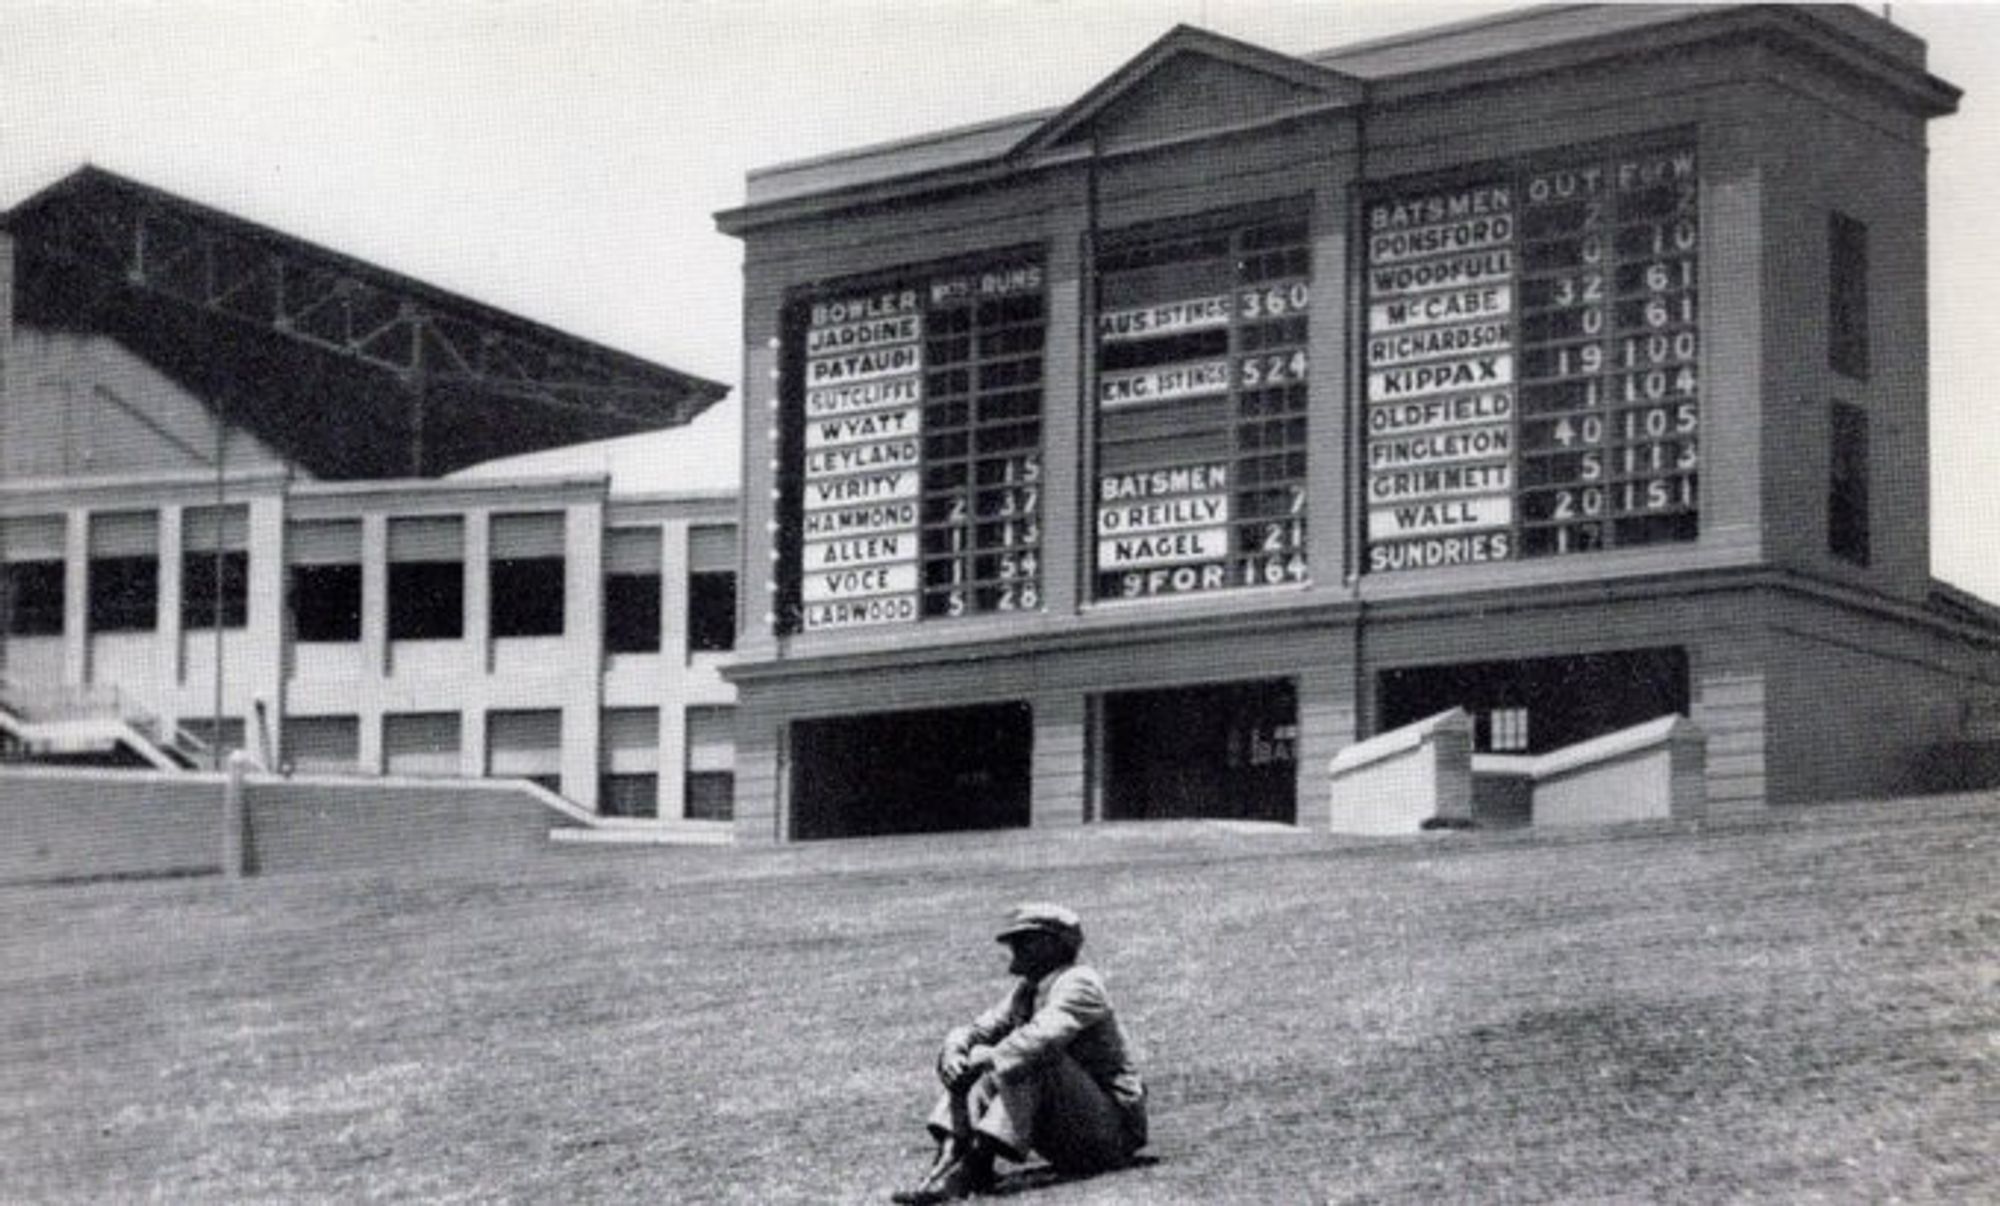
[1327,708,1472,835]
[1463,715,1708,828]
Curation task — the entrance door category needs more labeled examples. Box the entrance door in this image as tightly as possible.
[1377,647,1689,754]
[1102,679,1296,823]
[789,703,1032,840]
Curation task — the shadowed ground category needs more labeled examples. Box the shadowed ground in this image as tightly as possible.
[2,794,1994,1203]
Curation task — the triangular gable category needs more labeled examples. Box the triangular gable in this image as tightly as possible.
[3,328,292,481]
[1013,25,1365,159]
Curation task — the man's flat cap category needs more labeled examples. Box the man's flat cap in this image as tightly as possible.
[996,902,1083,944]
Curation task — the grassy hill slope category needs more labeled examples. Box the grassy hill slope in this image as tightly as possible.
[2,794,1995,1203]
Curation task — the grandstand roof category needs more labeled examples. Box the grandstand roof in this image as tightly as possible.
[6,166,728,480]
[448,394,740,498]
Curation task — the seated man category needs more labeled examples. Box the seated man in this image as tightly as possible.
[892,902,1148,1203]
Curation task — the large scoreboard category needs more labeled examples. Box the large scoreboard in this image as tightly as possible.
[770,138,1703,635]
[1091,205,1314,601]
[776,257,1046,633]
[1365,137,1700,572]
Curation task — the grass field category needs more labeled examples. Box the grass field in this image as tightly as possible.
[3,793,1996,1204]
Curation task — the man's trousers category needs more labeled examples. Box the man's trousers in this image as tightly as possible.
[926,1053,1144,1174]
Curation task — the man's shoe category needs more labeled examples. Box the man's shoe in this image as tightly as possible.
[889,1151,994,1203]
[887,1160,955,1204]
[890,1156,947,1203]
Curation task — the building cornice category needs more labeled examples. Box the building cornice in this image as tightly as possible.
[721,566,2000,687]
[0,468,291,511]
[715,4,1956,240]
[283,475,608,518]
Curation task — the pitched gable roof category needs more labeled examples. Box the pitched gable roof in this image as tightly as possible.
[1011,24,1365,160]
[721,4,1956,232]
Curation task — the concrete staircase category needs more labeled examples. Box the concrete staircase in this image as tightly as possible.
[0,677,213,771]
[1326,709,1708,834]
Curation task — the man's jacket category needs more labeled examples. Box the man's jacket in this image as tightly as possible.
[941,962,1146,1118]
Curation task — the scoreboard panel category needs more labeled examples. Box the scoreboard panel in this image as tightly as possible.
[777,258,1046,634]
[1092,205,1314,602]
[1365,136,1700,573]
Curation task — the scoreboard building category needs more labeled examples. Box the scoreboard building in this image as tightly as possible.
[716,4,2000,841]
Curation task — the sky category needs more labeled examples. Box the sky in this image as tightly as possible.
[2,1,1995,602]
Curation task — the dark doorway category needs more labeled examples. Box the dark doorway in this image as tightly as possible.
[1377,647,1690,754]
[790,703,1032,840]
[1102,679,1297,823]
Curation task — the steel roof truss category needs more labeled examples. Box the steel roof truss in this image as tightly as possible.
[21,190,702,420]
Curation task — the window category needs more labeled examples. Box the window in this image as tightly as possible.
[387,516,464,641]
[389,562,464,639]
[1488,708,1531,752]
[291,564,362,642]
[488,709,562,787]
[605,574,661,653]
[686,772,735,821]
[287,519,362,642]
[491,558,565,637]
[88,512,158,633]
[384,711,461,778]
[685,706,735,820]
[600,707,659,818]
[1830,402,1871,566]
[2,562,64,636]
[490,514,565,638]
[687,525,736,653]
[1830,212,1870,380]
[89,558,157,632]
[182,551,248,630]
[604,527,662,654]
[688,572,737,653]
[2,516,66,636]
[283,715,360,774]
[182,505,248,630]
[600,774,659,819]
